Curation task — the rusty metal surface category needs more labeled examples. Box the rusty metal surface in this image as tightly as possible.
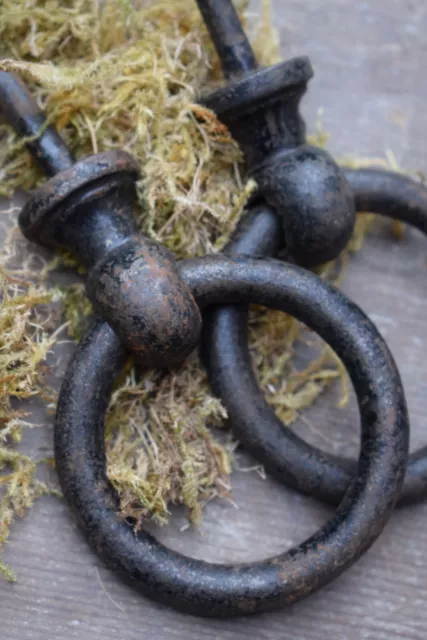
[54,255,409,617]
[87,236,201,367]
[203,168,427,506]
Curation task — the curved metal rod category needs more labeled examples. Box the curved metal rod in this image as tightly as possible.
[202,168,427,506]
[55,255,407,617]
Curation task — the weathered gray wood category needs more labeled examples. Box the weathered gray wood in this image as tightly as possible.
[1,1,427,638]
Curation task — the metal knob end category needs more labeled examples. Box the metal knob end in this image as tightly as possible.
[250,145,355,267]
[87,236,202,367]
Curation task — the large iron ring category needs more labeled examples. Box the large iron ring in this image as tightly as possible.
[55,255,408,617]
[203,167,427,506]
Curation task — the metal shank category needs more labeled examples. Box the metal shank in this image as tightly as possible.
[202,168,427,506]
[0,71,74,176]
[196,0,257,77]
[55,255,408,617]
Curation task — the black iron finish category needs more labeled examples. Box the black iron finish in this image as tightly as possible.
[0,72,201,367]
[0,67,414,617]
[196,0,355,267]
[203,168,427,506]
[55,256,409,617]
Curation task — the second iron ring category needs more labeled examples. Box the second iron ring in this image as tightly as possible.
[203,167,427,507]
[193,0,427,505]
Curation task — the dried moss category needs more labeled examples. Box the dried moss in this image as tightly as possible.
[0,0,417,581]
[0,250,61,579]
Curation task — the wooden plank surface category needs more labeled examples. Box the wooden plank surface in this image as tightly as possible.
[1,0,427,638]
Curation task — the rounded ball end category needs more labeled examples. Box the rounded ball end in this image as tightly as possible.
[251,145,356,267]
[86,236,201,368]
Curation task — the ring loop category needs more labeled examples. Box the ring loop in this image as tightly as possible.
[55,255,408,617]
[203,168,427,506]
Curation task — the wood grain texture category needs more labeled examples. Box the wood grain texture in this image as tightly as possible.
[1,1,427,638]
